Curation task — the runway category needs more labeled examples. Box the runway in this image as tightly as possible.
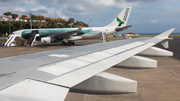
[0,37,180,101]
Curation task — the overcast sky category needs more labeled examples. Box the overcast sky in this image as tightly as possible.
[0,0,179,33]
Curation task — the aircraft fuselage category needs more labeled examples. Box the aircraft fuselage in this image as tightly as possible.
[14,27,116,41]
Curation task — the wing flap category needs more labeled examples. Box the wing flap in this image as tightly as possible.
[48,43,153,88]
[0,79,69,101]
[37,41,146,87]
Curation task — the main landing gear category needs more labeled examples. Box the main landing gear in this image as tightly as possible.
[62,41,75,46]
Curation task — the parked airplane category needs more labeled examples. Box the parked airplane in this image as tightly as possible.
[4,7,132,47]
[0,28,175,101]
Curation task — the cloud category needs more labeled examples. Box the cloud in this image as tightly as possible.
[0,0,140,18]
[150,20,158,23]
[13,8,28,13]
[0,0,179,33]
[0,0,11,2]
[31,6,49,13]
[124,0,159,2]
[30,6,69,19]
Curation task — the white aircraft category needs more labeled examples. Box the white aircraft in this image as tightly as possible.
[4,7,132,47]
[0,28,175,101]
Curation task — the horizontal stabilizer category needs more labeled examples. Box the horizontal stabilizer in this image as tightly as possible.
[115,25,132,32]
[115,56,157,69]
[138,47,173,56]
[0,79,69,101]
[70,72,137,94]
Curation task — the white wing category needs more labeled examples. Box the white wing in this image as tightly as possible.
[0,28,175,101]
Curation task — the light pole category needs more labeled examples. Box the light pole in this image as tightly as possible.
[9,15,11,34]
[29,13,32,29]
[88,22,90,27]
[70,19,72,28]
[89,19,92,27]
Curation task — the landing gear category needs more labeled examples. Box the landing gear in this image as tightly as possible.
[62,41,75,46]
[21,41,24,45]
[71,41,75,45]
[68,41,75,46]
[62,41,67,46]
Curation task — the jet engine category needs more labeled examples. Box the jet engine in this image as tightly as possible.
[41,37,52,44]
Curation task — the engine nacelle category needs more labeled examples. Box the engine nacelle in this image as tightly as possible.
[41,37,52,44]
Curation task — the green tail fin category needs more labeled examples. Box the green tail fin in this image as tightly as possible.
[116,17,124,26]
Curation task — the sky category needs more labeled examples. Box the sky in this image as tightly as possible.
[0,0,180,33]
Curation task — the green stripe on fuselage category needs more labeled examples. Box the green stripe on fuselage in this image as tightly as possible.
[81,28,97,34]
[21,28,98,39]
[21,29,76,39]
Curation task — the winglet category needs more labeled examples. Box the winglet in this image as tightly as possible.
[155,28,175,39]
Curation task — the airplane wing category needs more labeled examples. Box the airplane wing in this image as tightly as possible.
[51,27,82,39]
[0,28,175,101]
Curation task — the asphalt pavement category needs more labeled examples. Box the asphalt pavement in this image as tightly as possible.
[0,37,180,101]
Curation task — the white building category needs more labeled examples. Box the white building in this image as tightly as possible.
[0,15,10,21]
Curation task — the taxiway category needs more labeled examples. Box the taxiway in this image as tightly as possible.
[0,37,180,101]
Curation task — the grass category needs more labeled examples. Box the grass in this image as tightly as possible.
[169,35,180,37]
[0,39,7,43]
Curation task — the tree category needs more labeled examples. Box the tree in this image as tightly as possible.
[14,23,21,29]
[45,17,51,22]
[10,25,17,33]
[30,14,36,20]
[36,15,45,22]
[20,15,27,20]
[76,21,83,26]
[52,18,56,22]
[68,18,75,23]
[0,24,4,36]
[25,23,30,29]
[76,21,89,27]
[11,13,19,19]
[3,12,12,16]
[56,18,62,22]
[61,19,66,23]
[45,17,54,22]
[4,25,10,34]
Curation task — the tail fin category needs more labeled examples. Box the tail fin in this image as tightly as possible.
[105,7,132,27]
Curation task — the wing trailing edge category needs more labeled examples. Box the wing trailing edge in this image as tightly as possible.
[0,79,69,101]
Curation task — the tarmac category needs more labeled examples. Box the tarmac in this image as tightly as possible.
[0,37,180,101]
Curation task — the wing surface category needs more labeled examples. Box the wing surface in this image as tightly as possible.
[51,27,82,39]
[0,28,175,101]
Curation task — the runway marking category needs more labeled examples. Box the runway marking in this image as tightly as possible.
[18,48,24,49]
[49,54,69,57]
[82,94,87,101]
[158,60,180,62]
[161,67,180,82]
[30,48,36,50]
